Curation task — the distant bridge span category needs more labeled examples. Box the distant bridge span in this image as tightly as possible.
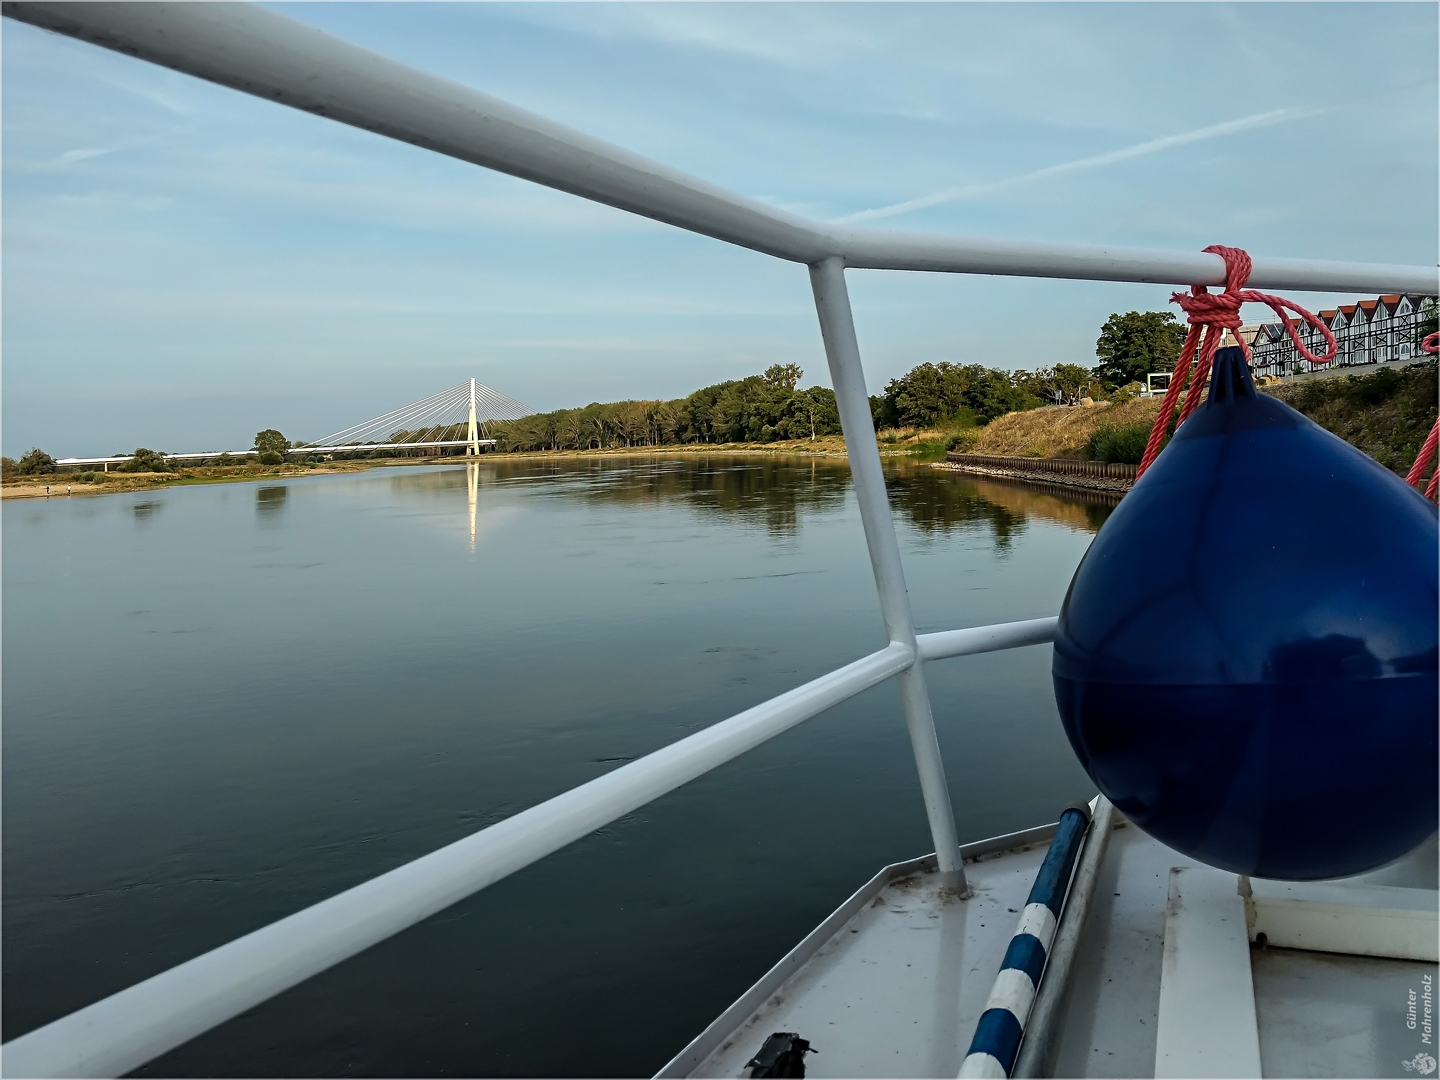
[56,379,531,468]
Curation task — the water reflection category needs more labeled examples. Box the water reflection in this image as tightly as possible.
[255,486,288,521]
[131,500,162,526]
[457,455,1114,546]
[891,470,1118,548]
[467,462,478,551]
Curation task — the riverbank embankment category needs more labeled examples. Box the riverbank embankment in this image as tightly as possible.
[1,460,388,500]
[941,358,1437,494]
[935,455,1134,494]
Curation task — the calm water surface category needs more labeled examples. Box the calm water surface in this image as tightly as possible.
[4,457,1113,1076]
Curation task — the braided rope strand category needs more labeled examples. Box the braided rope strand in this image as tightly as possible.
[1134,246,1338,478]
[1403,332,1440,499]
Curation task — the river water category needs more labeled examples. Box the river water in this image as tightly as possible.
[4,456,1113,1077]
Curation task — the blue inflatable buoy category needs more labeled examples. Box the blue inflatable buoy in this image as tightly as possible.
[1054,347,1437,880]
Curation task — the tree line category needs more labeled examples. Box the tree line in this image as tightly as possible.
[490,363,843,452]
[5,305,1311,470]
[489,334,1172,453]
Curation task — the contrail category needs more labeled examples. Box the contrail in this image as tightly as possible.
[837,104,1334,224]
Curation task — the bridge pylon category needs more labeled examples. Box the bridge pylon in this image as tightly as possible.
[298,378,532,457]
[467,378,481,456]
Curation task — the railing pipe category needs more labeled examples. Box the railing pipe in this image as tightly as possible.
[0,1,829,264]
[1,643,915,1079]
[4,2,1435,296]
[1,615,1058,1077]
[810,256,965,885]
[917,617,1058,663]
[830,230,1437,295]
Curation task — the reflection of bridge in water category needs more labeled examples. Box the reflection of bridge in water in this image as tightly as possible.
[466,462,480,551]
[56,378,533,468]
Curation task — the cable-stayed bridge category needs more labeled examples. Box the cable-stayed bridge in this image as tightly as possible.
[56,379,533,468]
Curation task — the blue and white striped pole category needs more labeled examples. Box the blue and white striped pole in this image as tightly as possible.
[958,803,1092,1079]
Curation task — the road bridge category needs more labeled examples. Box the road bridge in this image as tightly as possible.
[56,379,532,468]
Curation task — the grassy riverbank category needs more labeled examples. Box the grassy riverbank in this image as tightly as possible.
[1261,360,1437,475]
[0,460,381,499]
[951,359,1437,474]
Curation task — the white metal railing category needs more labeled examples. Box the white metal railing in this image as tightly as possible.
[3,4,1434,1077]
[8,3,1436,297]
[2,620,1053,1079]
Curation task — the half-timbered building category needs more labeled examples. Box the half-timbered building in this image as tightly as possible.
[1247,293,1435,377]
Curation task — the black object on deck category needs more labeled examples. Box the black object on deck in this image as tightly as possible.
[744,1032,815,1078]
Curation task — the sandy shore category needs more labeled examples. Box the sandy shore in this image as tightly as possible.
[1,460,381,500]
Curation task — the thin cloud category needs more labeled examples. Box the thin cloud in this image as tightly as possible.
[838,104,1332,224]
[55,148,111,165]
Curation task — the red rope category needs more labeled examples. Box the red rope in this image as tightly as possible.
[1404,332,1440,498]
[1134,246,1338,478]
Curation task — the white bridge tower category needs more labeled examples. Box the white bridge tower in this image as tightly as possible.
[467,378,481,456]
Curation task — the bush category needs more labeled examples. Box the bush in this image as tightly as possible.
[257,450,285,466]
[14,448,56,476]
[117,448,171,473]
[1085,423,1152,464]
[1267,357,1437,474]
[945,429,981,453]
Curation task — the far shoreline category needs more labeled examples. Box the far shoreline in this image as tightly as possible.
[0,439,909,501]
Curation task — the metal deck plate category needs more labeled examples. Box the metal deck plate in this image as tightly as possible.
[673,819,1437,1079]
[680,834,1054,1078]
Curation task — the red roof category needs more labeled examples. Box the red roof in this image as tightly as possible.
[1319,309,1337,319]
[1358,300,1379,313]
[1339,304,1357,315]
[1380,294,1401,305]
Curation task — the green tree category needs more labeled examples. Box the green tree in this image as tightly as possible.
[1054,363,1097,402]
[1011,363,1097,405]
[254,428,289,466]
[117,447,171,473]
[14,447,56,476]
[1095,311,1186,387]
[882,362,1040,428]
[764,363,803,391]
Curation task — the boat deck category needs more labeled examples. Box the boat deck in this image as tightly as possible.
[664,818,1438,1079]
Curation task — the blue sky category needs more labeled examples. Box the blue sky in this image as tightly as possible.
[3,3,1436,457]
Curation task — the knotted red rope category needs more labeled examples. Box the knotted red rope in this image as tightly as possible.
[1404,331,1440,498]
[1135,245,1338,477]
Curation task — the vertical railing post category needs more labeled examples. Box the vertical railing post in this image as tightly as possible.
[808,256,966,889]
